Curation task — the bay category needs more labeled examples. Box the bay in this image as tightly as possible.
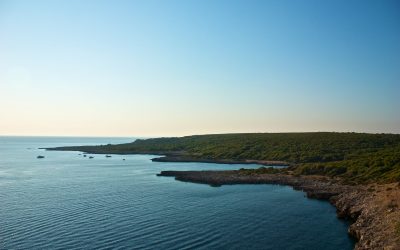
[0,136,354,249]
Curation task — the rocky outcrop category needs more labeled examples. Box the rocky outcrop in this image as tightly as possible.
[158,170,400,249]
[331,184,400,249]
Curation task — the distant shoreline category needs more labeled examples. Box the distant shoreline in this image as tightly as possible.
[150,156,290,166]
[44,148,290,167]
[44,132,400,184]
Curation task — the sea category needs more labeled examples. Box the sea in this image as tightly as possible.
[0,136,354,249]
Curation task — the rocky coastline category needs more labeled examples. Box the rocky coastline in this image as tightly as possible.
[151,156,289,166]
[158,170,400,249]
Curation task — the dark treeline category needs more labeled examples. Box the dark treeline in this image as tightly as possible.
[48,132,400,183]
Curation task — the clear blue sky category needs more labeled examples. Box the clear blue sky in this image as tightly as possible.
[0,0,399,136]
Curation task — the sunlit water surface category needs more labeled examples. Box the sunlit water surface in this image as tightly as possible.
[0,137,354,249]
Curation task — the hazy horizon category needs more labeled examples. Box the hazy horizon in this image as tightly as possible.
[1,0,399,137]
[1,130,400,139]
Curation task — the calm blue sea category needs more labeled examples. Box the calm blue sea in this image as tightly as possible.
[0,137,354,249]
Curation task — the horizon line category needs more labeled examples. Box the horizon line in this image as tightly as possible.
[1,131,399,138]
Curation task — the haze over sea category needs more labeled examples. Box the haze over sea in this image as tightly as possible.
[0,136,354,249]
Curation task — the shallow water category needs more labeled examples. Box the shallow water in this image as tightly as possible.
[0,136,354,249]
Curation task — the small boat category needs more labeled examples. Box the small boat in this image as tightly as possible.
[83,155,87,157]
[89,156,94,159]
[105,155,112,158]
[123,159,126,161]
[37,155,45,159]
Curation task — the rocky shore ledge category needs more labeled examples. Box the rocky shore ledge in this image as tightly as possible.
[158,170,400,249]
[151,156,289,166]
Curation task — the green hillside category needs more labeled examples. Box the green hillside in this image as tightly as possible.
[48,132,400,183]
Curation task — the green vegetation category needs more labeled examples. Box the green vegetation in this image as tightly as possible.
[238,167,283,175]
[49,132,400,184]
